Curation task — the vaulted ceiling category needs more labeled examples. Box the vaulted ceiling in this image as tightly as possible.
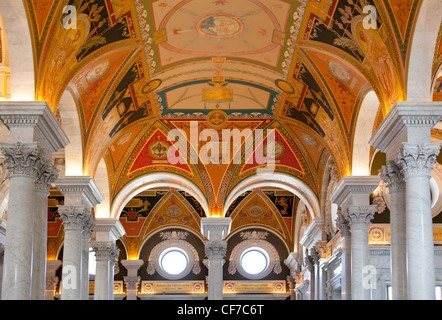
[22,0,440,214]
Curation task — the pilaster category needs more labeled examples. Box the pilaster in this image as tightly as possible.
[201,217,231,300]
[121,260,143,300]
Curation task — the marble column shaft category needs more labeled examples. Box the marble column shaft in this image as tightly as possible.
[81,215,94,300]
[336,212,351,300]
[91,241,119,300]
[304,255,315,300]
[205,240,227,300]
[0,102,69,300]
[346,205,376,300]
[398,142,440,300]
[45,260,62,300]
[32,161,58,300]
[380,161,407,300]
[369,102,442,300]
[58,206,91,300]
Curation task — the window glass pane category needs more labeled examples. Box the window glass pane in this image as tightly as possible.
[240,248,268,275]
[89,249,96,275]
[160,248,188,275]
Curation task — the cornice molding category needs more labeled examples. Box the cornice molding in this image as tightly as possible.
[0,101,69,153]
[370,102,442,154]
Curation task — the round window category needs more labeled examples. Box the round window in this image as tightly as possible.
[240,247,269,276]
[159,248,189,276]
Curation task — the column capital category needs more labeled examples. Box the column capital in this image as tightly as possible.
[314,240,331,260]
[398,142,441,179]
[379,160,405,193]
[91,241,120,261]
[58,205,92,231]
[205,240,227,260]
[0,141,42,178]
[336,211,351,236]
[35,160,59,192]
[345,205,377,231]
[124,276,141,290]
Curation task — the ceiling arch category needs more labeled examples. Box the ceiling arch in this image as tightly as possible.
[15,0,438,217]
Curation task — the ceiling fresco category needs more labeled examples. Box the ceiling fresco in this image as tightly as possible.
[22,0,431,218]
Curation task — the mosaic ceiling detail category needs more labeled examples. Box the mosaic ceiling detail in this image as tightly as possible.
[22,0,429,216]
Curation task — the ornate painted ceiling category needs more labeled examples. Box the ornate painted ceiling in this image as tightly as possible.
[22,0,437,216]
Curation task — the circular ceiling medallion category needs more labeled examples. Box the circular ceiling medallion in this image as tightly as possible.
[196,13,244,39]
[142,79,162,94]
[207,110,228,127]
[275,79,295,94]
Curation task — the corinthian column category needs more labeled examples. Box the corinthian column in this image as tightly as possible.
[55,176,103,300]
[0,142,40,300]
[92,219,125,300]
[330,175,380,300]
[346,205,377,300]
[32,161,59,300]
[398,143,440,300]
[201,217,231,300]
[91,241,119,300]
[58,206,92,300]
[379,161,407,300]
[0,102,69,300]
[121,260,143,300]
[370,102,442,300]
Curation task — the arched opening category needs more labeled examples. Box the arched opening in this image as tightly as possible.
[57,89,83,176]
[223,172,320,220]
[406,1,442,102]
[352,90,380,176]
[110,172,209,219]
[0,1,35,101]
